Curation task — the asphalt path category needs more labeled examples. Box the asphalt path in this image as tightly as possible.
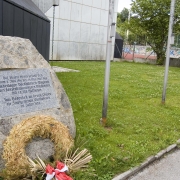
[129,149,180,180]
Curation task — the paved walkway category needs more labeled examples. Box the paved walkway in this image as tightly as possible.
[52,66,79,73]
[129,149,180,180]
[113,142,180,180]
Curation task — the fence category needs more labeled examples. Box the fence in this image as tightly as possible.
[123,45,180,59]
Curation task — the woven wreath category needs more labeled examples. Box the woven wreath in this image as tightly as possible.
[2,115,74,178]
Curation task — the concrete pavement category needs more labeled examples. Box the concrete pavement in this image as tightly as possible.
[51,66,80,72]
[129,149,180,180]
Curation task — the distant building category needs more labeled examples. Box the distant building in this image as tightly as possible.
[0,0,50,61]
[114,32,123,59]
[33,0,119,61]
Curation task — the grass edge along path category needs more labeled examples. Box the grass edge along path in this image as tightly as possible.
[51,61,180,180]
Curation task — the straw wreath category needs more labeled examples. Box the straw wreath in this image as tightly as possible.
[2,115,73,179]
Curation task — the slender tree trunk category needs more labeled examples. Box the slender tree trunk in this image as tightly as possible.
[156,52,166,65]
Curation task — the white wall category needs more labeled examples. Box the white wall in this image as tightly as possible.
[45,0,119,60]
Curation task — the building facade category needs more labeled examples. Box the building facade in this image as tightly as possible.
[45,0,119,60]
[0,0,50,61]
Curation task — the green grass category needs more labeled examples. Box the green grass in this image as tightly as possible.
[51,61,180,179]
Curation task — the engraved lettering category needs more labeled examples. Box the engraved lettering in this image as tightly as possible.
[0,69,59,117]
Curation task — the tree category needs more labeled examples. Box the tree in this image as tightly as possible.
[116,7,147,45]
[128,0,180,64]
[116,8,129,39]
[117,8,134,43]
[119,8,129,23]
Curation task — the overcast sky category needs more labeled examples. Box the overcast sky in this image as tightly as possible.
[118,0,132,12]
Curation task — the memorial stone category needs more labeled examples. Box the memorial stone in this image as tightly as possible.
[0,36,76,169]
[0,69,60,117]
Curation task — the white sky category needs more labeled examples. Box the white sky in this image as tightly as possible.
[118,0,132,12]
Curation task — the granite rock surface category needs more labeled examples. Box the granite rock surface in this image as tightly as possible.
[0,36,76,167]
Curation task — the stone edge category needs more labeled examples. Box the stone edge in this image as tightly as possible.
[112,140,180,180]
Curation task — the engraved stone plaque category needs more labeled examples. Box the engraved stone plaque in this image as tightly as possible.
[0,68,60,117]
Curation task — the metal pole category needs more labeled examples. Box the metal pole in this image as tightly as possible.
[162,0,176,104]
[101,0,115,126]
[132,42,135,60]
[51,5,55,61]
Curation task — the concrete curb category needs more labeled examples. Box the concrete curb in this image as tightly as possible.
[112,140,180,180]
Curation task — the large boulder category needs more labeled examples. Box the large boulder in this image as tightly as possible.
[0,36,76,169]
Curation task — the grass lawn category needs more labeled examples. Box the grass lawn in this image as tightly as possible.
[51,61,180,179]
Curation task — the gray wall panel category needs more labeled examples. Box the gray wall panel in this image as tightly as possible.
[36,18,43,55]
[23,11,31,39]
[46,22,50,61]
[42,20,47,60]
[30,14,37,47]
[0,0,2,35]
[14,6,24,37]
[3,1,14,35]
